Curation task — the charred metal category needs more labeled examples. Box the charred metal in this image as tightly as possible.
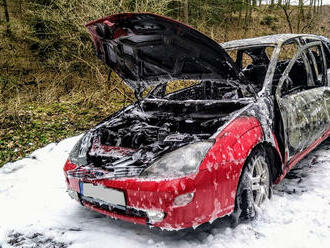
[70,90,251,179]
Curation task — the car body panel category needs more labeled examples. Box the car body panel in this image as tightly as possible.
[275,126,330,183]
[278,88,328,158]
[275,41,330,161]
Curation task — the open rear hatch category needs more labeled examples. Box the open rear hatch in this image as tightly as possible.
[85,13,239,96]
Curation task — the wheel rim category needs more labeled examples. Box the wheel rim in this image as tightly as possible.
[251,157,270,207]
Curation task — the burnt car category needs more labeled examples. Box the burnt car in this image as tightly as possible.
[64,13,330,230]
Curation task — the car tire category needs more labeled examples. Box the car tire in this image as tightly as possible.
[231,147,271,226]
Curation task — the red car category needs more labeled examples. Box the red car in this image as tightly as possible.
[64,13,330,230]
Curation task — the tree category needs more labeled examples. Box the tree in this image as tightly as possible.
[2,0,11,35]
[279,3,294,33]
[183,0,189,23]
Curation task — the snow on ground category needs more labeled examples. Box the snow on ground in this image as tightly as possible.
[0,136,329,248]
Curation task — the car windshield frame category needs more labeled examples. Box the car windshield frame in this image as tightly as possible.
[143,44,278,101]
[224,44,278,96]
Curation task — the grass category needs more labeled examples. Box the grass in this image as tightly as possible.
[0,102,123,167]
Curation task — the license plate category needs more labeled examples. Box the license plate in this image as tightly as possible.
[80,183,125,206]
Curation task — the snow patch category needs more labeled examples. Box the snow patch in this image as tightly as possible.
[0,137,330,247]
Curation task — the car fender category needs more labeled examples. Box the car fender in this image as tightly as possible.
[198,116,264,221]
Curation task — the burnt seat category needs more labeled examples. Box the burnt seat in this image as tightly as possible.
[242,63,268,91]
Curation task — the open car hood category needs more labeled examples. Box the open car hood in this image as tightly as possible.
[85,13,240,96]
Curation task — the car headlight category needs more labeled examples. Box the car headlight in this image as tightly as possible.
[141,141,214,179]
[69,132,92,166]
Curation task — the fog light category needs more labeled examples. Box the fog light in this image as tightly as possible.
[174,192,194,207]
[146,210,165,224]
[67,188,79,201]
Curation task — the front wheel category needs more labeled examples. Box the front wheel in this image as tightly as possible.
[232,148,271,225]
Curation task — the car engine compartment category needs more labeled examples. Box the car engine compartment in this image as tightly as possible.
[78,98,250,178]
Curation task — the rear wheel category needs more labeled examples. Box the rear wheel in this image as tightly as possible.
[231,148,271,225]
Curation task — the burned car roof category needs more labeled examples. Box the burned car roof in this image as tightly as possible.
[221,34,322,49]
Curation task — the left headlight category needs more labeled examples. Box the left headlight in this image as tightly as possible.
[140,141,214,179]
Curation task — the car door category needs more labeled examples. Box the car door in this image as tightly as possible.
[321,40,330,121]
[303,42,330,141]
[275,41,328,160]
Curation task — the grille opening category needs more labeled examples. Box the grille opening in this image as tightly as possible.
[81,195,147,219]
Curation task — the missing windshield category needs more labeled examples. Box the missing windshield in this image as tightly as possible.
[146,79,255,100]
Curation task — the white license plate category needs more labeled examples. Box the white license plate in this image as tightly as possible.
[80,183,125,206]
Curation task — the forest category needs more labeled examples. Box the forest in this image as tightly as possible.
[0,0,329,166]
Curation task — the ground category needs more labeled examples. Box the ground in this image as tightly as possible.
[0,136,329,248]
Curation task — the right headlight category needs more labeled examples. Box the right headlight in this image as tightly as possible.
[68,132,92,166]
[140,141,214,179]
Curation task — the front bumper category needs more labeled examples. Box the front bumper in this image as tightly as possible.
[64,160,235,230]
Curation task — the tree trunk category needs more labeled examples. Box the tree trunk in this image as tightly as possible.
[280,4,294,33]
[244,0,251,35]
[318,0,322,13]
[183,0,189,24]
[320,0,323,13]
[309,0,313,17]
[297,0,305,32]
[238,0,243,25]
[248,0,253,22]
[244,0,249,26]
[3,0,11,35]
[313,0,317,14]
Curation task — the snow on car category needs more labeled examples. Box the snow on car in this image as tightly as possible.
[63,13,330,230]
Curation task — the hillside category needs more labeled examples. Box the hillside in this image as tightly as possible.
[0,1,329,166]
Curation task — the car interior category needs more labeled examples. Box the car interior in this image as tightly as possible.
[227,46,273,92]
[238,47,270,89]
[147,79,248,100]
[272,41,316,96]
[279,58,309,96]
[274,40,330,97]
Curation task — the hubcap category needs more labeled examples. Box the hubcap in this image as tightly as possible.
[251,157,270,207]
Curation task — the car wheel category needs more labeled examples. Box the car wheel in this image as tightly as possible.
[231,148,271,226]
